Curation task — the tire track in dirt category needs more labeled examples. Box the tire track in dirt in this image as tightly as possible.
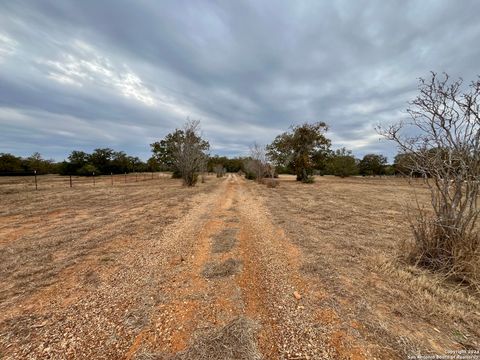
[132,174,338,359]
[132,175,248,357]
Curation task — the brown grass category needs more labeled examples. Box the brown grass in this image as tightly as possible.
[211,228,238,253]
[202,258,242,278]
[253,175,480,354]
[263,178,280,188]
[2,173,479,358]
[174,316,261,360]
[135,317,261,360]
[405,205,480,289]
[0,174,201,304]
[0,174,218,358]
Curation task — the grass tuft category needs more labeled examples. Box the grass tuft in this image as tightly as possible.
[211,229,238,253]
[202,258,242,278]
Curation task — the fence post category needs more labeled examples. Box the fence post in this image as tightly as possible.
[69,175,72,188]
[93,172,95,186]
[136,173,138,182]
[125,172,127,183]
[151,172,154,180]
[34,170,37,190]
[111,172,113,186]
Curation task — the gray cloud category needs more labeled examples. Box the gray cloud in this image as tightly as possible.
[1,0,480,162]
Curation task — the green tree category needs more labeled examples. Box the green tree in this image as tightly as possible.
[146,156,161,172]
[327,148,358,177]
[64,150,89,175]
[358,154,387,176]
[68,151,89,166]
[150,130,184,171]
[89,148,114,174]
[77,164,98,176]
[267,122,330,182]
[24,152,56,174]
[0,153,23,173]
[110,151,130,173]
[128,156,146,172]
[26,152,43,172]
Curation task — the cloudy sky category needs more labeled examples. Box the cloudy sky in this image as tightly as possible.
[1,0,479,162]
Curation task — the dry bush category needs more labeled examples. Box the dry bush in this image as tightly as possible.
[245,142,269,182]
[380,72,480,288]
[202,258,242,278]
[211,229,238,253]
[174,316,261,360]
[405,206,480,286]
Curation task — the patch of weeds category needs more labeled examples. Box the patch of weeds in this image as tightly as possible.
[100,256,116,264]
[300,261,322,275]
[211,229,238,253]
[202,258,242,279]
[174,316,261,360]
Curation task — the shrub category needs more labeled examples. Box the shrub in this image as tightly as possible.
[171,169,182,178]
[77,164,98,176]
[301,176,315,183]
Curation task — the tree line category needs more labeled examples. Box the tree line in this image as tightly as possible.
[0,149,160,176]
[0,152,58,175]
[1,142,407,178]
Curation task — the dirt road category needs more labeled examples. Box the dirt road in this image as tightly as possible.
[132,174,338,359]
[0,174,367,359]
[3,174,473,359]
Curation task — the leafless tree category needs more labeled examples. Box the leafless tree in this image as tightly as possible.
[172,119,210,186]
[199,156,208,183]
[265,163,276,179]
[379,72,480,286]
[248,142,267,182]
[213,164,226,178]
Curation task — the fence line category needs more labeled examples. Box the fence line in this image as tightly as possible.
[0,172,172,191]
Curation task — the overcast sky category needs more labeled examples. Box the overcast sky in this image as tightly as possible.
[1,1,479,162]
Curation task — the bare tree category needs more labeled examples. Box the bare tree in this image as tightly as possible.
[199,155,208,183]
[213,164,226,178]
[248,142,267,182]
[172,119,210,186]
[379,72,480,286]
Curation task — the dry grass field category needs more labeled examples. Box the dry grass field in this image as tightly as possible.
[0,174,479,359]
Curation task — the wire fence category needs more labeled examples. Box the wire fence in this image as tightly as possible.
[0,172,172,192]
